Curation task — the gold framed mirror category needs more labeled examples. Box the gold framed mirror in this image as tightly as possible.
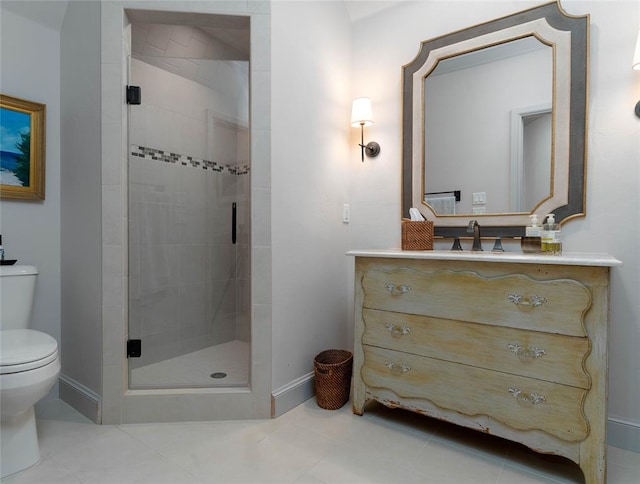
[401,1,588,232]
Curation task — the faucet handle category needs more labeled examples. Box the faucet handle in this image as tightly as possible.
[492,237,505,252]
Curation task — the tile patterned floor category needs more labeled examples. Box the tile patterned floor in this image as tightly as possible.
[4,398,639,483]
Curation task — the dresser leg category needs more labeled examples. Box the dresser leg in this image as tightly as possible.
[352,378,365,415]
[580,441,607,484]
[352,402,364,416]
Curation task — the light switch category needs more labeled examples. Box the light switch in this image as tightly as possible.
[342,204,350,223]
[472,192,486,205]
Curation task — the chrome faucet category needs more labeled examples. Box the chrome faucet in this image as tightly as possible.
[467,220,483,251]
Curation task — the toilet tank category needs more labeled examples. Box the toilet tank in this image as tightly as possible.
[0,265,38,330]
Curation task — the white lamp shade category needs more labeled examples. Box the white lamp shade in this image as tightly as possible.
[351,97,374,127]
[634,30,640,70]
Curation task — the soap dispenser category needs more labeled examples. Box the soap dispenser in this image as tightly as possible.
[521,215,542,253]
[541,214,562,254]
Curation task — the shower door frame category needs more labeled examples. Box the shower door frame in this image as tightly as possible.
[100,1,272,424]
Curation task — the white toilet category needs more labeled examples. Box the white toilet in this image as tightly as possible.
[0,265,60,479]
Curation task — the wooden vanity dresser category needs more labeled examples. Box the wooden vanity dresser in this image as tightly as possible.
[349,250,621,484]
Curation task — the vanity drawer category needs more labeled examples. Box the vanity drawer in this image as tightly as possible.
[361,268,592,337]
[362,308,591,389]
[361,345,589,442]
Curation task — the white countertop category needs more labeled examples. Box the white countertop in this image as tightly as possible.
[346,249,622,267]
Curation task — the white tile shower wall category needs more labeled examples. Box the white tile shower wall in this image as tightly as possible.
[129,58,249,160]
[130,58,205,159]
[235,170,251,342]
[128,58,250,370]
[129,157,250,369]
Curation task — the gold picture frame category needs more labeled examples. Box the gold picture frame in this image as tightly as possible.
[0,94,46,200]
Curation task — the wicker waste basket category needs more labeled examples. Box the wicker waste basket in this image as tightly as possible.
[313,349,353,410]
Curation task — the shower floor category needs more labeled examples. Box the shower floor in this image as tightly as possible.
[130,340,249,389]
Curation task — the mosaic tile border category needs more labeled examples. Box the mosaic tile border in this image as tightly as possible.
[131,145,250,175]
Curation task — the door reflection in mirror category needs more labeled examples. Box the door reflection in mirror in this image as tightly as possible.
[511,107,552,212]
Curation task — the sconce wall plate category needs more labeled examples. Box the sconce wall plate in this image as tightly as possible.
[363,141,381,157]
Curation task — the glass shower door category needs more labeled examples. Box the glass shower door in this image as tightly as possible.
[126,20,250,389]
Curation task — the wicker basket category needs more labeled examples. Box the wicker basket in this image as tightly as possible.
[314,349,353,410]
[401,219,434,250]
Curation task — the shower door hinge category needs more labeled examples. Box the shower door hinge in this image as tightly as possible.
[127,339,142,358]
[126,85,141,105]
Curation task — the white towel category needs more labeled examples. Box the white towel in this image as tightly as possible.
[425,196,456,214]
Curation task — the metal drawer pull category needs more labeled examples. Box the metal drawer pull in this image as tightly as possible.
[384,360,411,373]
[385,323,411,336]
[384,283,411,295]
[507,343,546,359]
[508,387,546,405]
[507,294,547,307]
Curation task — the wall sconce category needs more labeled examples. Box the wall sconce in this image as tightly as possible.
[351,97,381,161]
[633,30,640,118]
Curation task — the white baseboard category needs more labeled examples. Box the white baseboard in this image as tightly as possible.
[271,372,315,418]
[59,374,101,424]
[608,417,640,453]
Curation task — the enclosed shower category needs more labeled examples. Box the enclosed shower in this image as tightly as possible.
[126,12,251,389]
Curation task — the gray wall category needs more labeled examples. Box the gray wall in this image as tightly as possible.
[0,3,62,399]
[271,0,353,391]
[60,0,103,396]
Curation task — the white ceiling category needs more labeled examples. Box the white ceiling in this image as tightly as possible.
[0,0,404,33]
[1,0,69,31]
[342,0,405,23]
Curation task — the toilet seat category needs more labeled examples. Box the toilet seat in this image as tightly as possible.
[0,329,58,375]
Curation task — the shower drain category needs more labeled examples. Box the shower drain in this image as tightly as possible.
[210,372,227,379]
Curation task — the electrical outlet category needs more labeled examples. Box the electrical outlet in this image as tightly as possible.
[472,192,486,205]
[342,204,350,223]
[472,206,486,214]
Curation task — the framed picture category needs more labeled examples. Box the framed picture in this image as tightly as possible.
[0,94,46,200]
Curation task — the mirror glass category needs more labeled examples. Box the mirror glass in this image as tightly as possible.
[423,36,553,215]
[402,1,588,229]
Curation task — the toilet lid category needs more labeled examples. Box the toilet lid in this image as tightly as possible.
[0,329,58,374]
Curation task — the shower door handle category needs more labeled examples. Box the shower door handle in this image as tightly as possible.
[232,202,237,245]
